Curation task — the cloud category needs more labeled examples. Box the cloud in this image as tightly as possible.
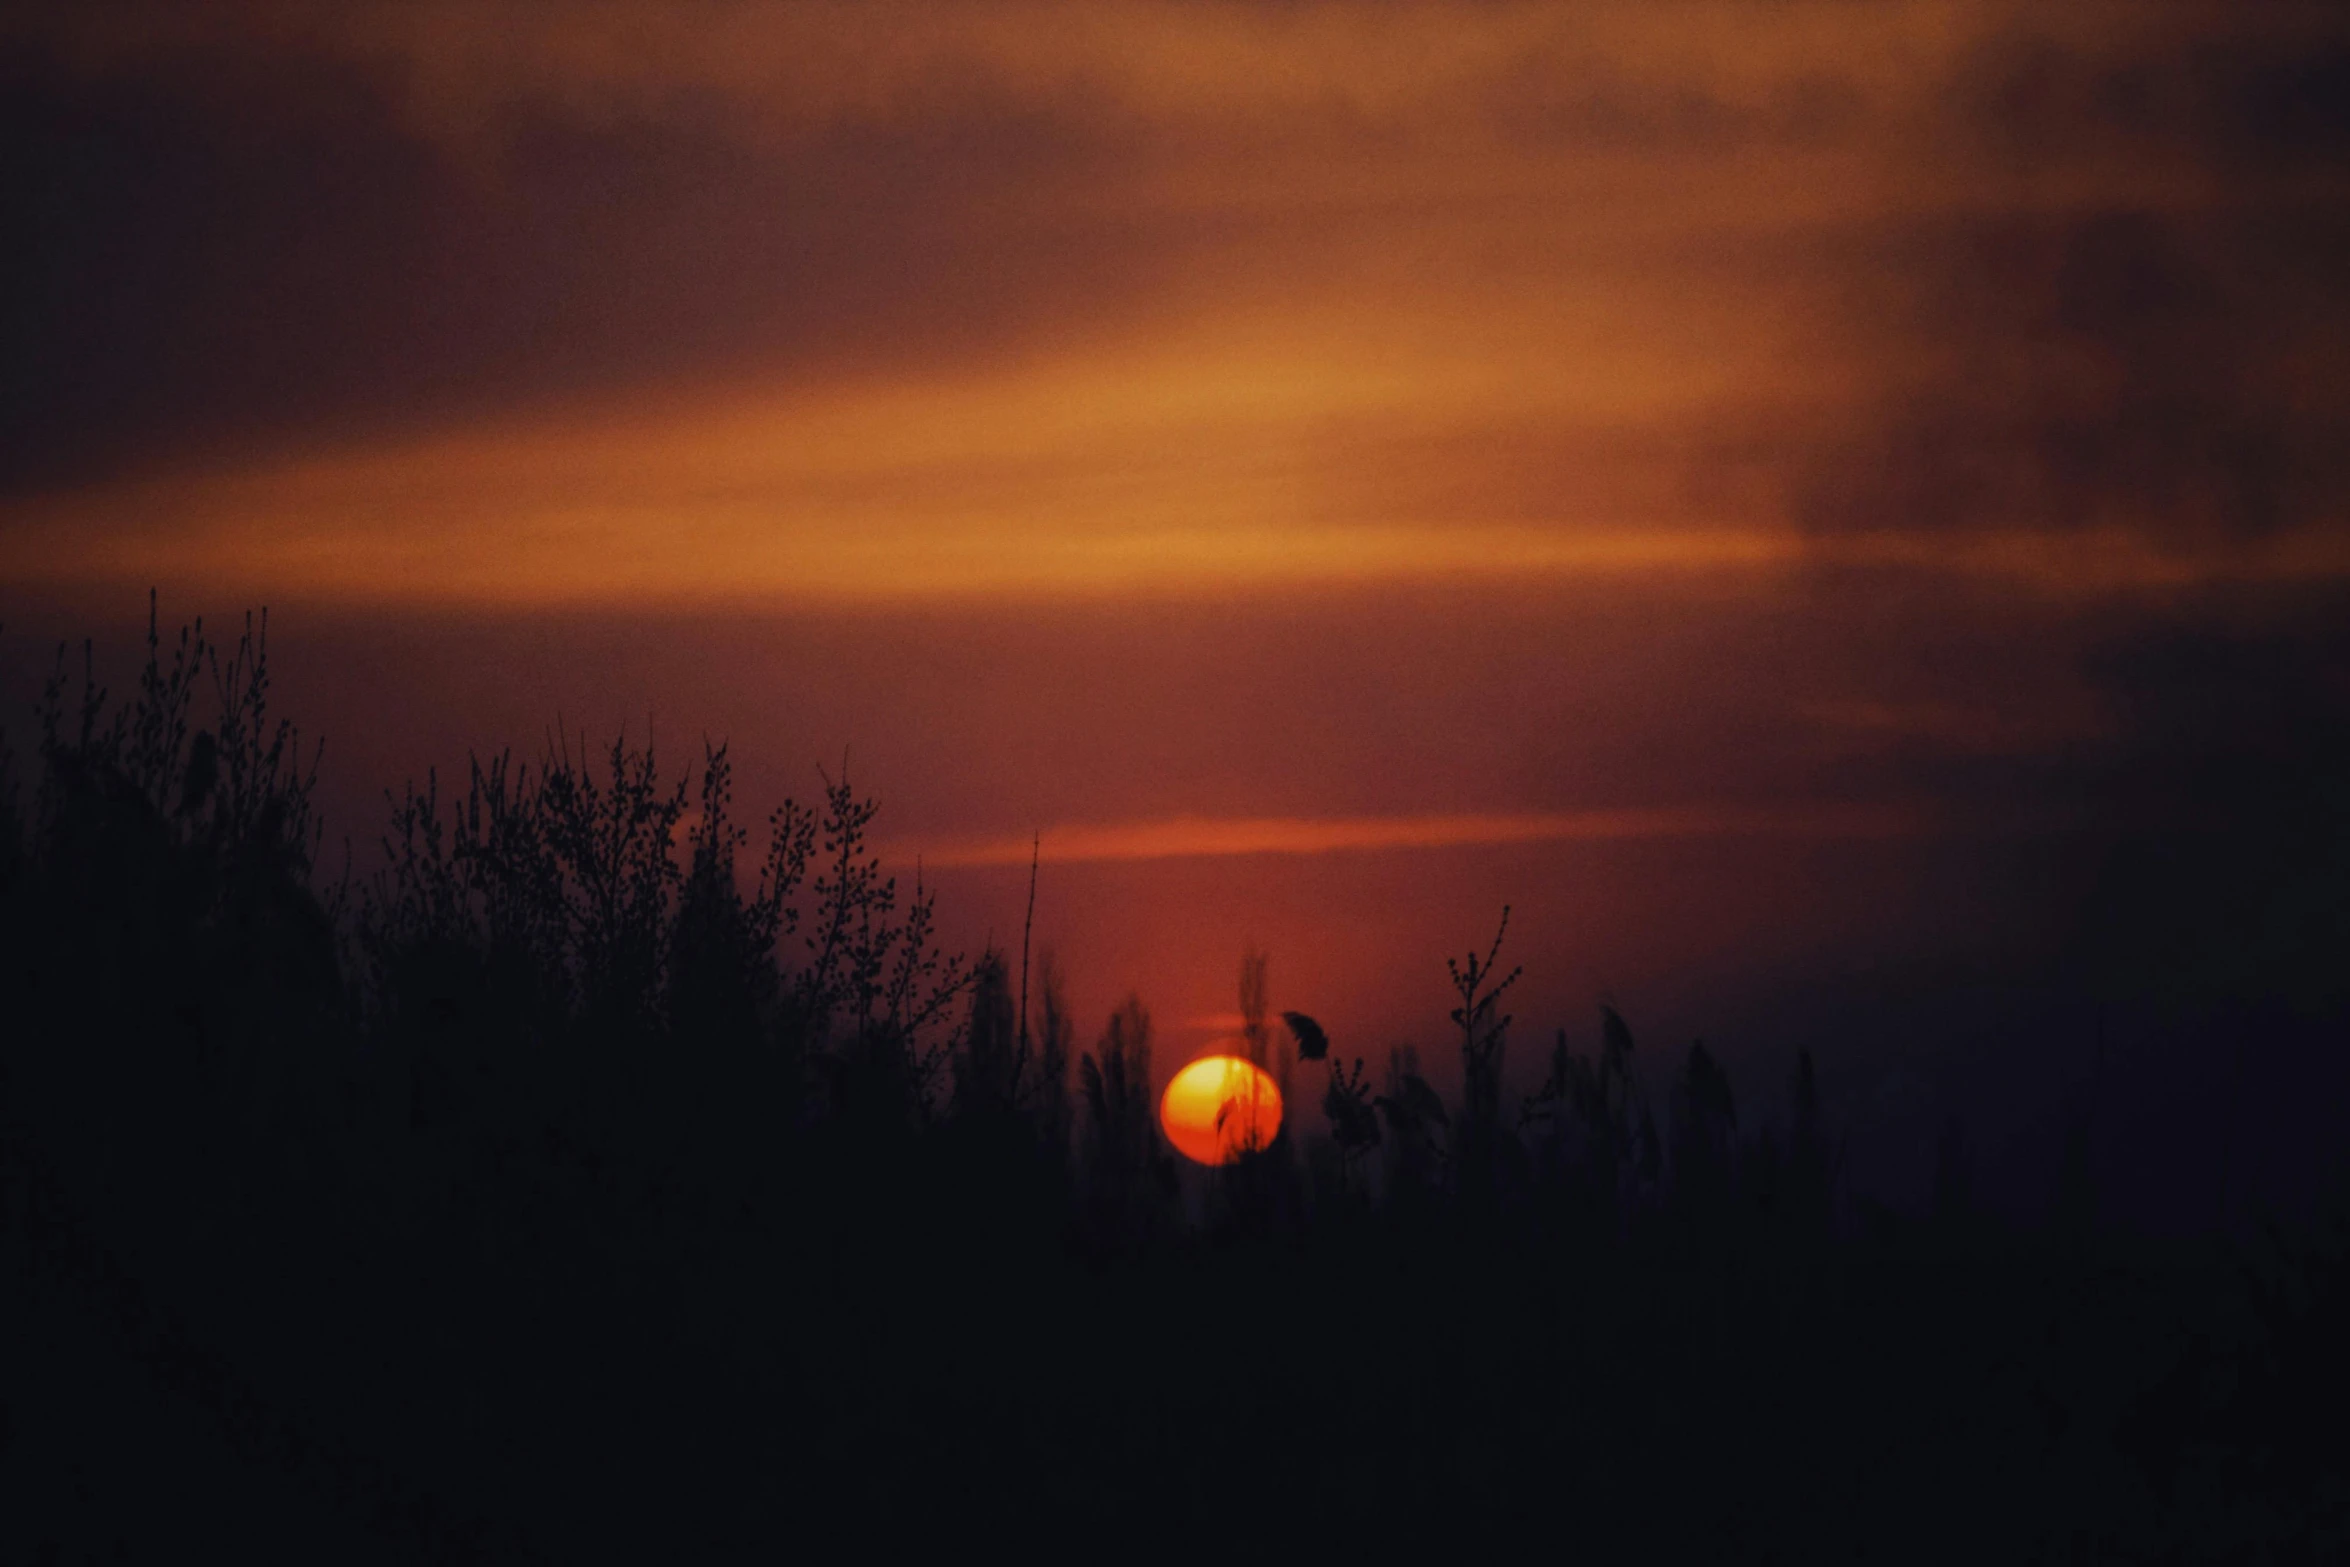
[1791,14,2350,553]
[0,1,1947,499]
[1949,18,2350,173]
[7,0,2348,604]
[0,24,1176,496]
[1794,205,2349,550]
[2064,594,2350,1005]
[893,802,1922,869]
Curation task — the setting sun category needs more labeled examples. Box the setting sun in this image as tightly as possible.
[4,3,2345,1553]
[1158,1055,1282,1166]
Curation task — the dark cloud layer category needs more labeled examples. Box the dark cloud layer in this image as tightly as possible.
[1797,207,2350,543]
[1798,21,2350,546]
[12,6,2346,536]
[1954,24,2350,172]
[2076,594,2350,1005]
[0,34,1167,496]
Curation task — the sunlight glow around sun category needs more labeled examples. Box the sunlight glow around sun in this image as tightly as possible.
[1159,1054,1282,1166]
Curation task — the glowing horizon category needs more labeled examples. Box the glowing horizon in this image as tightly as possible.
[891,802,1927,870]
[2,1,2342,1104]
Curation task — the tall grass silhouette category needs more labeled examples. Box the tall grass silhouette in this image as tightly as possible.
[2,604,2343,1559]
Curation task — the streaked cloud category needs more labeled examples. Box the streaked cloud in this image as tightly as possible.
[6,0,2344,602]
[2,0,2344,1053]
[895,802,1924,870]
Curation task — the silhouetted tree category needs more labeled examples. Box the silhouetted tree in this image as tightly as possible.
[796,771,969,1127]
[1671,1039,1738,1217]
[1377,1044,1446,1208]
[1029,947,1075,1162]
[1078,993,1167,1247]
[1522,1005,1654,1225]
[5,602,346,1463]
[1320,1056,1381,1197]
[669,742,801,1056]
[952,951,1022,1123]
[1784,1047,1833,1235]
[8,600,2333,1561]
[1447,908,1521,1207]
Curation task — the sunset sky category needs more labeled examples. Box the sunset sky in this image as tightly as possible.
[5,2,2346,1208]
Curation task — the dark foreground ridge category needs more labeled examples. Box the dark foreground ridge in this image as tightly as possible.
[3,609,2345,1560]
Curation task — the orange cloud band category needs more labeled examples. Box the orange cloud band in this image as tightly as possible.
[893,802,1923,869]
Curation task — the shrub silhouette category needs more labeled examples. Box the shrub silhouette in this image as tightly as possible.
[4,604,2340,1559]
[1447,906,1522,1208]
[1671,1037,1738,1219]
[1076,992,1172,1249]
[1030,946,1076,1162]
[1521,1003,1657,1225]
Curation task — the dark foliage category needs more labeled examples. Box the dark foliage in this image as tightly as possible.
[2,609,2344,1559]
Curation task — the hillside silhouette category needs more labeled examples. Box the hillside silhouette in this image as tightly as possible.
[3,605,2346,1559]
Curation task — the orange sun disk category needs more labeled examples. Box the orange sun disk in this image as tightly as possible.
[1159,1055,1283,1166]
